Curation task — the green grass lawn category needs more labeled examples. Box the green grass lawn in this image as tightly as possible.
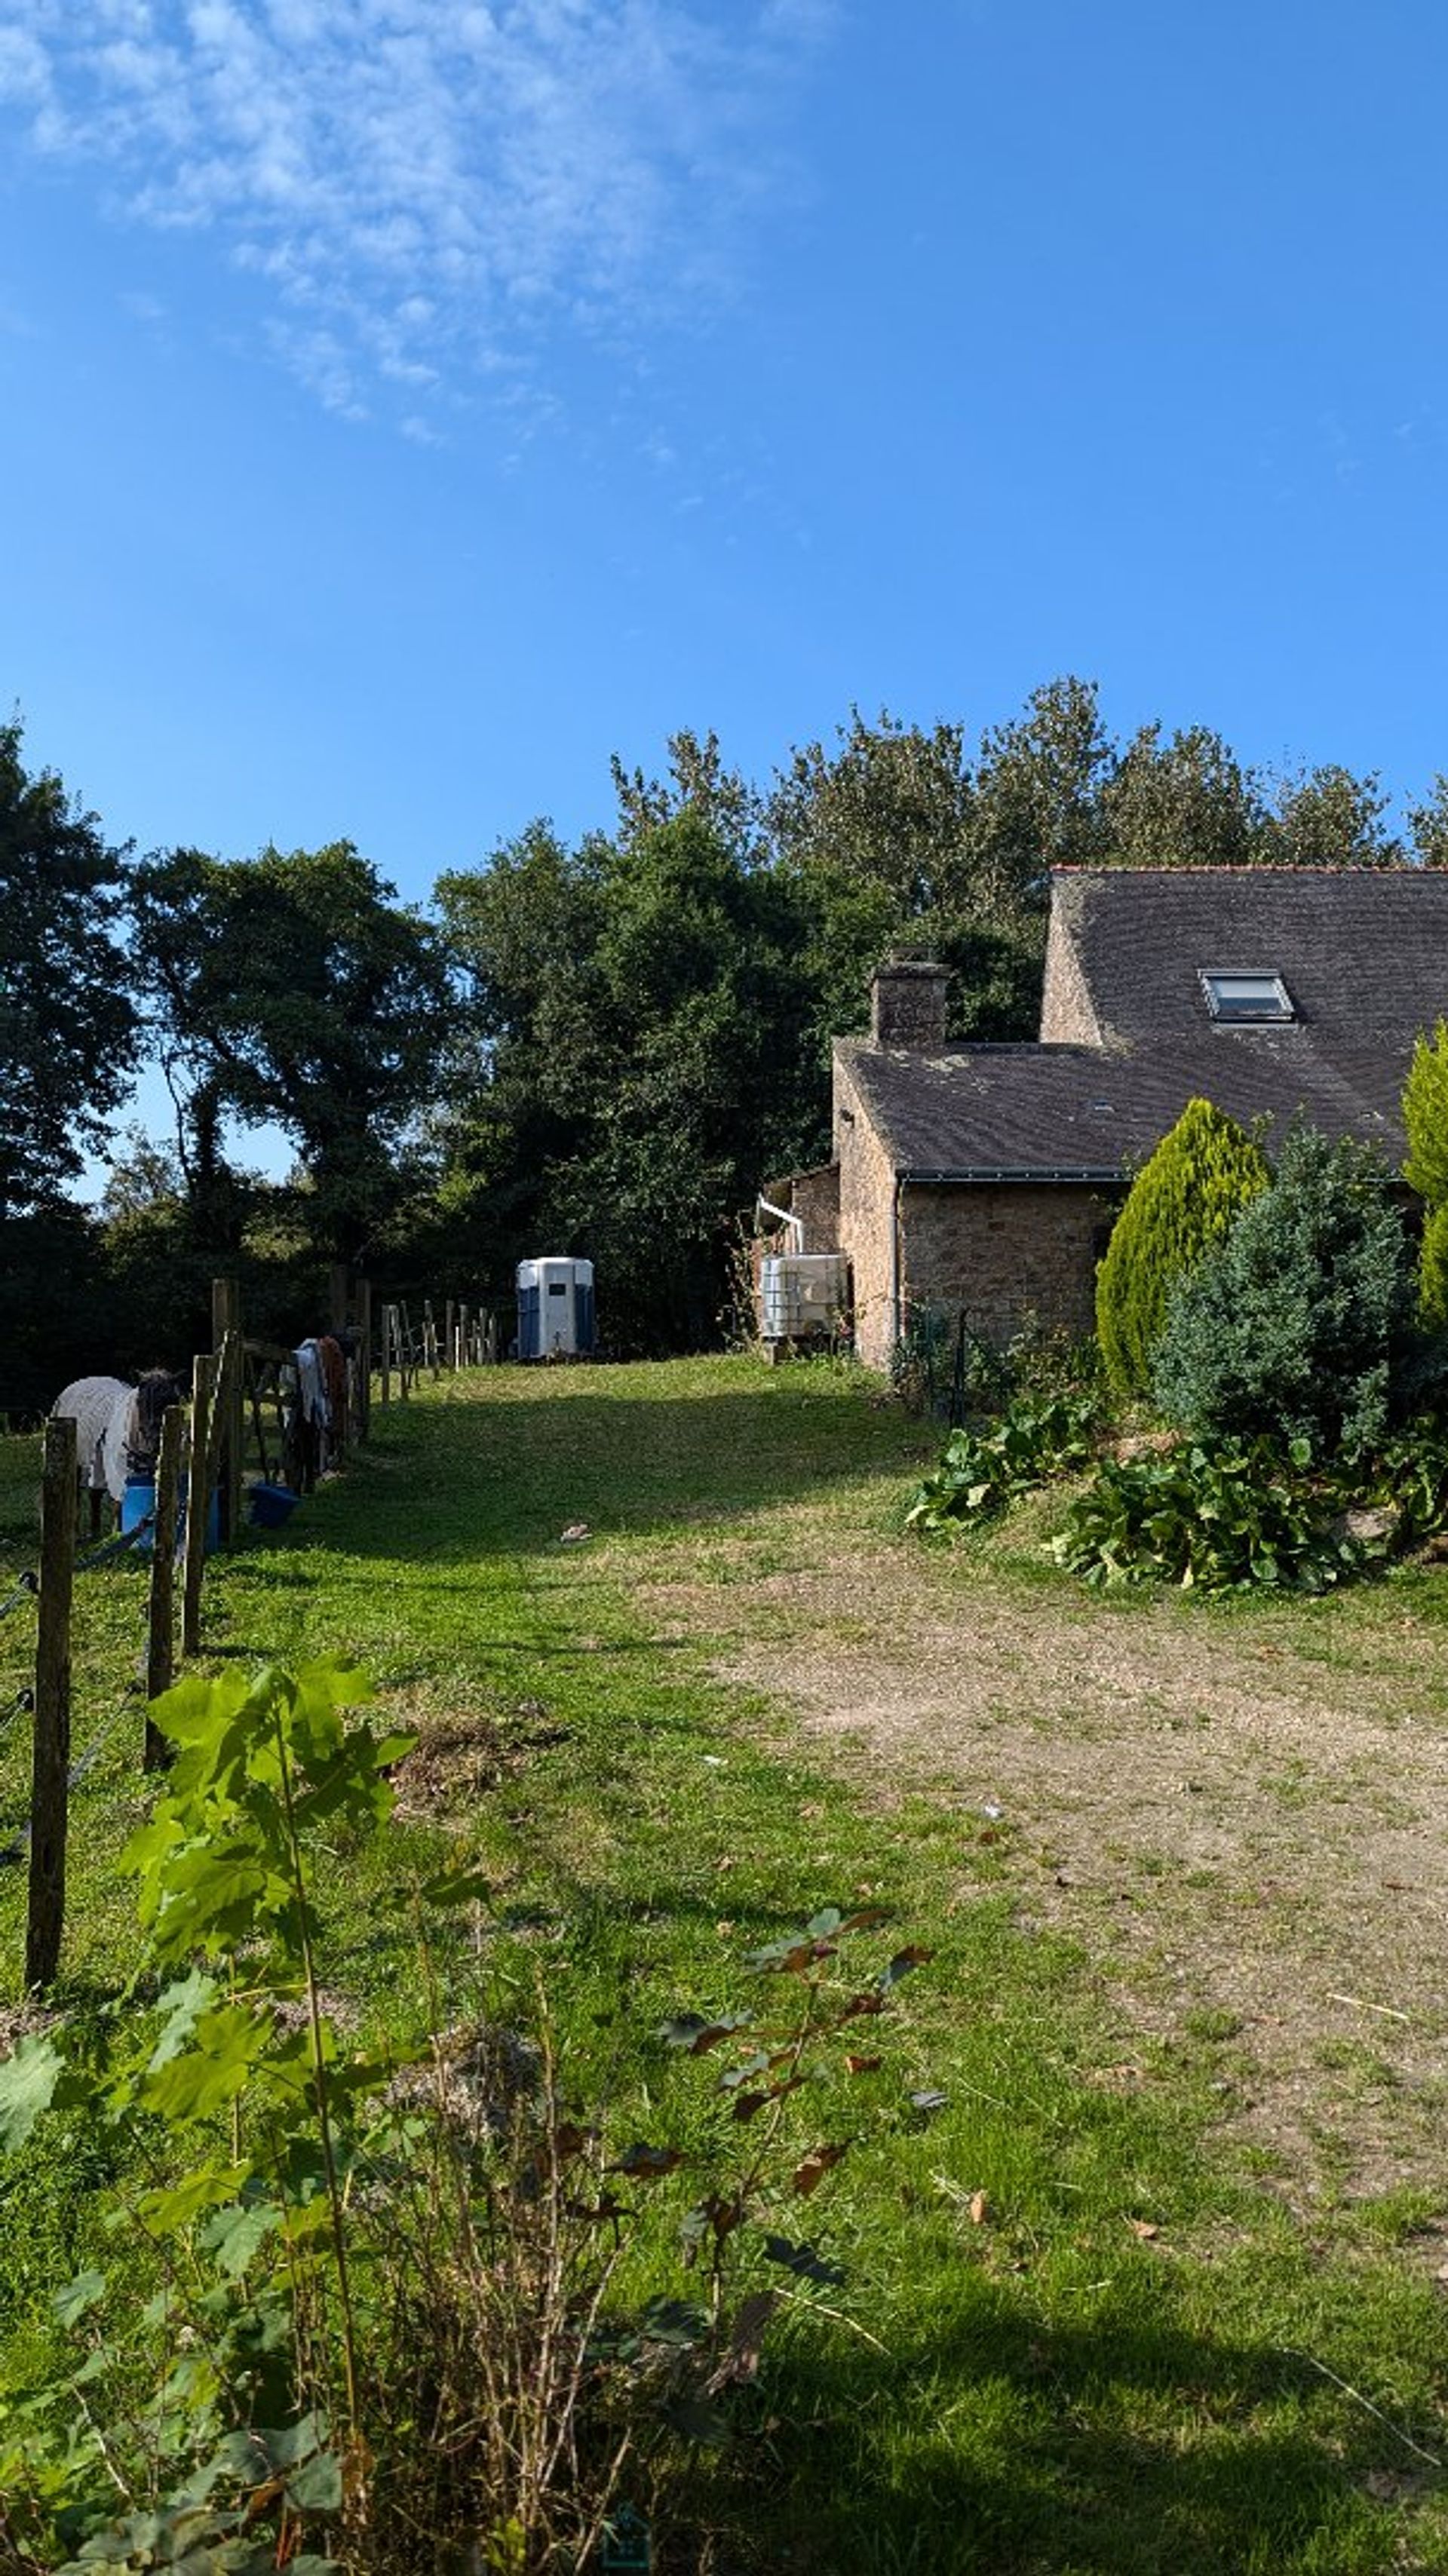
[1,1361,1446,2574]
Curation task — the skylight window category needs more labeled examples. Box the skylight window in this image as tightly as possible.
[1200,969,1295,1025]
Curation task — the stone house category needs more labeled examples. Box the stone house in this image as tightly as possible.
[769,866,1448,1372]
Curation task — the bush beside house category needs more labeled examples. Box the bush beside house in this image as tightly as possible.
[1094,1097,1269,1397]
[1151,1127,1416,1455]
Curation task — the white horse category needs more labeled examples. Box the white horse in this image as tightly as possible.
[51,1371,183,1514]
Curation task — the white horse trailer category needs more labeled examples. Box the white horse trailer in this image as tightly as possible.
[517,1258,596,1360]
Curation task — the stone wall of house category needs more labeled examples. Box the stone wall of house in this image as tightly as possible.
[790,1161,842,1251]
[835,1054,900,1370]
[899,1181,1116,1345]
[758,1162,841,1253]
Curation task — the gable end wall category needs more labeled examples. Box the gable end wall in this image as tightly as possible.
[1039,906,1103,1044]
[834,1050,899,1370]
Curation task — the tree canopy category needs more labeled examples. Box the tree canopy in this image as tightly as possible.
[0,721,136,1218]
[127,840,455,1261]
[7,675,1448,1381]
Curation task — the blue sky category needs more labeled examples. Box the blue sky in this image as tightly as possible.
[5,1,1448,939]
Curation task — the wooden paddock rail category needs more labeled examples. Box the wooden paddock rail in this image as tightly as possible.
[371,1293,499,1403]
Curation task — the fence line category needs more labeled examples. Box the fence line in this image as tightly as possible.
[2,1267,505,1990]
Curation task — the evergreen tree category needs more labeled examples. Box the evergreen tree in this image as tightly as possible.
[1152,1127,1415,1452]
[1096,1098,1269,1396]
[1402,1020,1448,1326]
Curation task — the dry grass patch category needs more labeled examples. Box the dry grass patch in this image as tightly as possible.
[627,1492,1448,2213]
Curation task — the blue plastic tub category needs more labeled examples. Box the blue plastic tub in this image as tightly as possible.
[248,1482,302,1530]
[121,1472,220,1556]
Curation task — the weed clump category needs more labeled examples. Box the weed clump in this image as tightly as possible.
[0,1661,931,2576]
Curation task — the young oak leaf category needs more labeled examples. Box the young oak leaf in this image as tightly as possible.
[792,2142,849,2197]
[659,2013,752,2054]
[878,1945,935,1990]
[610,2142,684,2179]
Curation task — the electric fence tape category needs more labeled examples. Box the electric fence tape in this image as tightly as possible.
[0,1692,143,1866]
[0,1571,38,1624]
[0,1513,159,1864]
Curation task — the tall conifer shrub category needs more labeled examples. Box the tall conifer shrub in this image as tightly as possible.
[1403,1020,1448,1327]
[1152,1126,1414,1452]
[1095,1097,1269,1396]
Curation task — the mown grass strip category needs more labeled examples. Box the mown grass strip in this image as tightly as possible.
[2,1363,1446,2573]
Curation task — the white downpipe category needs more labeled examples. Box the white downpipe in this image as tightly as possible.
[756,1196,804,1254]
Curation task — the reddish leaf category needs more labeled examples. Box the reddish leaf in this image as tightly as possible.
[660,2013,752,2054]
[706,2289,781,2393]
[844,2054,882,2076]
[551,2124,597,2161]
[793,2142,849,2197]
[839,1992,887,2022]
[839,1906,891,1934]
[762,2234,847,2286]
[878,1946,935,1990]
[747,1935,837,1975]
[719,2052,772,2091]
[732,2073,803,2123]
[610,2142,684,2179]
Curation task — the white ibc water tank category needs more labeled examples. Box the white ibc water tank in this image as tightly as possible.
[759,1252,849,1341]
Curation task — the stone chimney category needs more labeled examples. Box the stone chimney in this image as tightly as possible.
[870,958,950,1048]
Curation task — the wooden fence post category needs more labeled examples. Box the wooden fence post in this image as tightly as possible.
[444,1299,456,1372]
[182,1352,216,1658]
[145,1404,184,1765]
[380,1304,392,1408]
[206,1333,241,1512]
[211,1279,244,1541]
[357,1278,373,1437]
[26,1417,75,1992]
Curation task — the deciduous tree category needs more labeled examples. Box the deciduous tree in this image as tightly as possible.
[129,840,453,1259]
[0,721,136,1216]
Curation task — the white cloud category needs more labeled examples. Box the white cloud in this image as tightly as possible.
[0,0,833,422]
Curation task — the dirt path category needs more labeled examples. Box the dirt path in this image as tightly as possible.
[640,1520,1448,2212]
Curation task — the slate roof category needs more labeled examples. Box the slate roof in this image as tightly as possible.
[837,867,1448,1182]
[1048,866,1448,1050]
